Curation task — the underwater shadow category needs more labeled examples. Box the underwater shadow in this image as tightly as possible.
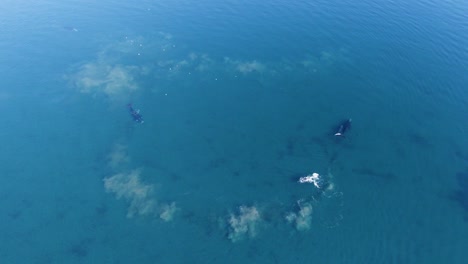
[450,170,468,218]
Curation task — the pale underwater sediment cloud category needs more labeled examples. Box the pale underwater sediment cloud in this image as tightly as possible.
[98,32,174,59]
[159,202,179,222]
[227,205,261,242]
[224,57,266,74]
[150,53,215,86]
[107,143,130,169]
[156,59,190,76]
[286,201,313,231]
[236,60,266,74]
[193,53,214,72]
[103,169,178,220]
[71,61,139,100]
[99,35,146,57]
[68,32,177,100]
[103,169,155,218]
[300,47,352,73]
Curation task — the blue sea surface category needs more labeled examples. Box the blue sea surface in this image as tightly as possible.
[1,0,468,263]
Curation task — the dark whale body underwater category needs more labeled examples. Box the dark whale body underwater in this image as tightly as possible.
[334,119,352,137]
[127,104,144,124]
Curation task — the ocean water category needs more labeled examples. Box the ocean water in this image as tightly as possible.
[0,0,467,263]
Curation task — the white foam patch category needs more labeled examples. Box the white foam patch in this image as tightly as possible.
[227,206,261,242]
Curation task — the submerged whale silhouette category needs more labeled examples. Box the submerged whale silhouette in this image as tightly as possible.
[127,104,144,123]
[334,119,352,137]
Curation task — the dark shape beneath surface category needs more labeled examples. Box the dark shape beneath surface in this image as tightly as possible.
[334,119,352,137]
[451,170,468,213]
[127,103,144,123]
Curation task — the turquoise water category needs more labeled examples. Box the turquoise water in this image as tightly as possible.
[1,0,467,263]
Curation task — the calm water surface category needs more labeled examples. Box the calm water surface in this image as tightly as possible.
[0,0,467,263]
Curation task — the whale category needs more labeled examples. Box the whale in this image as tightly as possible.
[334,119,352,137]
[127,104,144,124]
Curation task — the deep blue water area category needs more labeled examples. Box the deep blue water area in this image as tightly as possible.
[0,0,467,263]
